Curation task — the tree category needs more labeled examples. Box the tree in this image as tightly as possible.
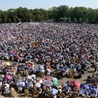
[57,5,69,21]
[85,18,88,23]
[0,10,3,23]
[95,9,98,23]
[0,5,98,23]
[73,18,77,23]
[7,9,16,22]
[88,8,96,23]
[16,7,28,22]
[70,7,88,23]
[13,17,17,23]
[8,18,12,23]
[48,6,59,21]
[1,11,8,23]
[68,7,74,21]
[67,17,71,22]
[0,18,2,23]
[79,18,82,23]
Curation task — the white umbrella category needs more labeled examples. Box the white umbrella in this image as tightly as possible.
[43,80,53,86]
[40,66,44,69]
[35,83,41,88]
[31,74,36,79]
[52,77,58,81]
[27,75,32,80]
[50,88,58,95]
[37,79,43,84]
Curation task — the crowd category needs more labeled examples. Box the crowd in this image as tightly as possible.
[0,22,98,98]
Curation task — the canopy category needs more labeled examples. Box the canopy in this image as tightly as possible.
[26,81,33,88]
[82,84,89,89]
[52,77,58,81]
[27,75,32,80]
[6,75,12,80]
[5,61,11,66]
[43,80,53,86]
[45,77,51,81]
[73,81,80,89]
[35,83,41,88]
[26,63,32,67]
[53,80,58,87]
[91,88,98,94]
[50,88,58,95]
[31,74,36,79]
[17,81,25,87]
[37,79,43,84]
[40,66,44,69]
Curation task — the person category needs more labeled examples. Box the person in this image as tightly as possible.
[2,82,10,95]
[94,61,98,72]
[0,22,98,98]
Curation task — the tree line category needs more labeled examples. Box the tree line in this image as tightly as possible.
[0,5,98,23]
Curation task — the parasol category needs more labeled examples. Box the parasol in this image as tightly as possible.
[5,61,11,66]
[27,75,32,80]
[53,80,58,87]
[6,74,12,80]
[31,74,36,79]
[45,77,51,81]
[17,81,25,87]
[91,88,98,94]
[37,79,43,84]
[82,84,89,89]
[73,81,80,89]
[43,80,53,86]
[35,83,41,88]
[26,63,32,67]
[50,88,58,95]
[52,77,58,81]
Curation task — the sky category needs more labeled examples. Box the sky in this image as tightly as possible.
[0,0,98,11]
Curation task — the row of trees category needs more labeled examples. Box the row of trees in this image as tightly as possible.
[0,5,98,23]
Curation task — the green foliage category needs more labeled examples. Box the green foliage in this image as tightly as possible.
[4,17,7,23]
[8,18,12,23]
[0,18,3,23]
[0,5,98,23]
[13,17,17,23]
[73,18,77,23]
[67,17,71,22]
[79,18,82,23]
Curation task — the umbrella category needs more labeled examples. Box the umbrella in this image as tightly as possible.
[95,75,98,79]
[73,81,80,89]
[37,79,43,84]
[27,75,32,80]
[52,77,58,81]
[50,88,58,95]
[53,80,58,87]
[45,77,51,81]
[5,61,11,66]
[31,74,36,79]
[27,63,32,67]
[6,75,12,80]
[82,84,89,89]
[91,88,98,94]
[26,81,33,88]
[17,81,25,87]
[40,66,44,69]
[43,80,53,86]
[35,83,41,88]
